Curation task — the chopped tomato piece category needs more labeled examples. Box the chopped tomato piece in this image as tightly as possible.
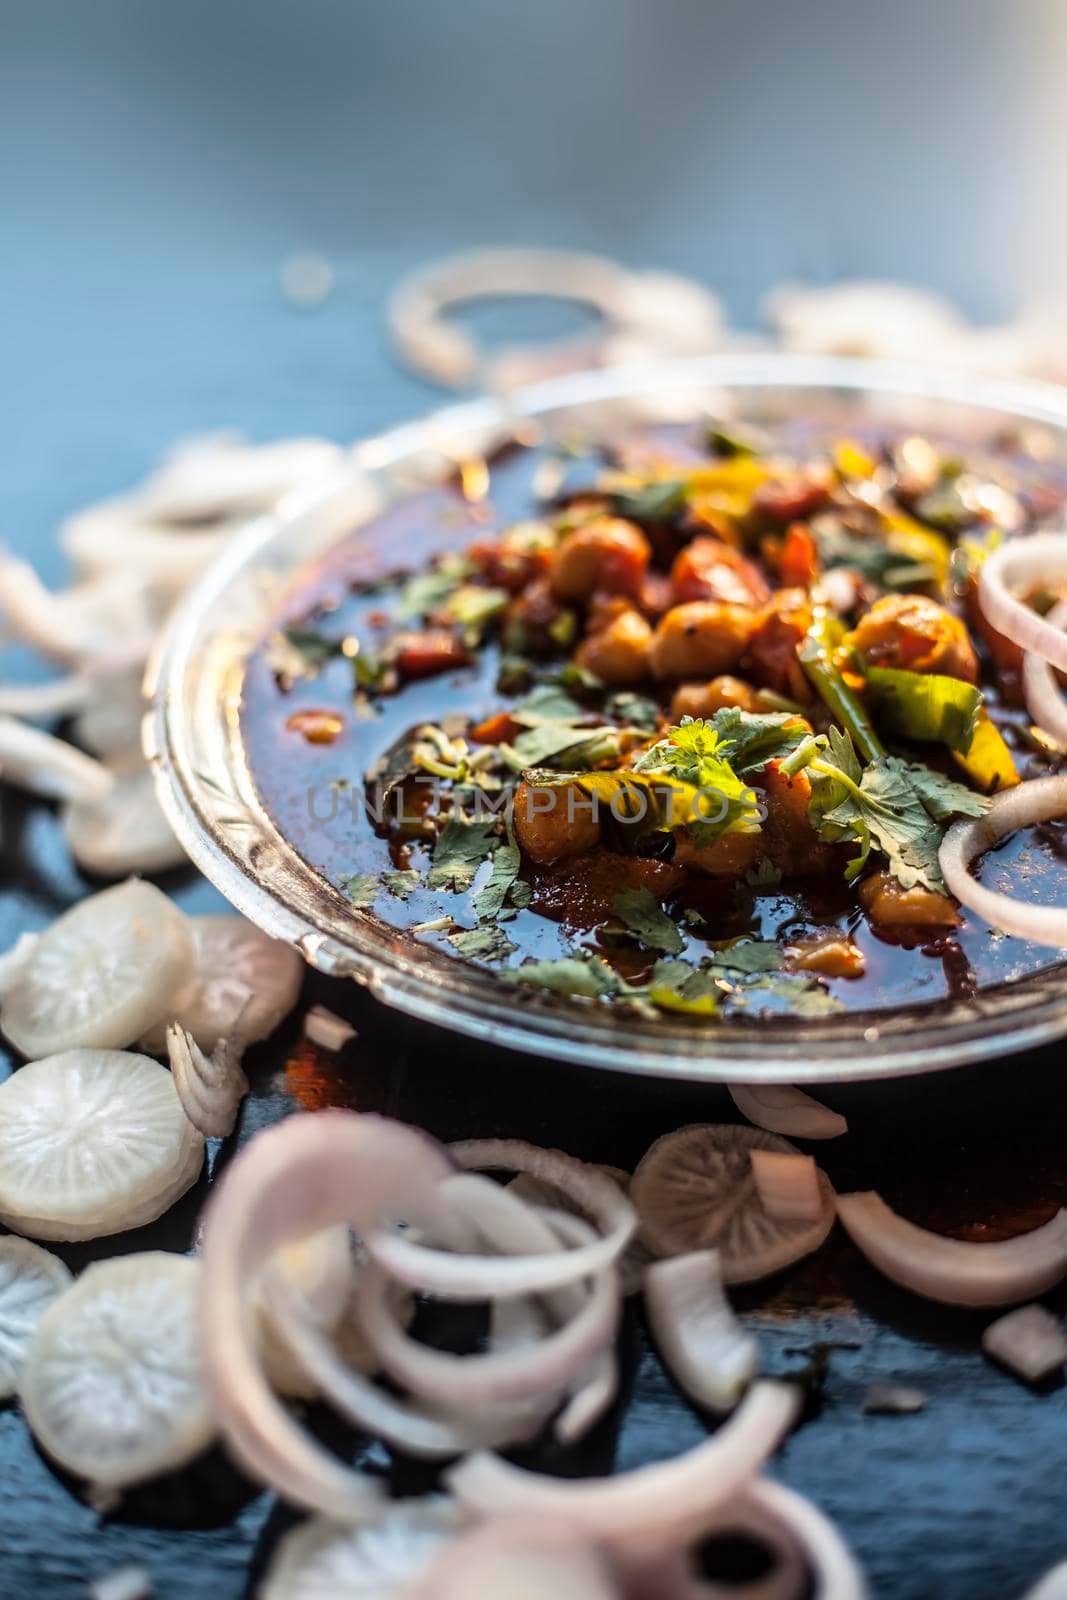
[394,630,471,681]
[753,467,833,523]
[469,710,523,745]
[670,537,770,608]
[778,522,819,589]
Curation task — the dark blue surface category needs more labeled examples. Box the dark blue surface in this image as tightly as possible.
[3,5,1067,1594]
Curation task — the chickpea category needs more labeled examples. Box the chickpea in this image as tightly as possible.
[575,609,653,686]
[513,778,600,865]
[649,601,756,682]
[845,593,979,684]
[858,870,960,929]
[670,675,762,720]
[673,828,762,877]
[549,517,650,603]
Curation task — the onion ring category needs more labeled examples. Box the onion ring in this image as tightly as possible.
[738,1479,868,1599]
[644,1250,757,1415]
[837,1191,1067,1307]
[978,533,1067,672]
[1023,597,1067,747]
[939,775,1067,946]
[367,1162,635,1301]
[446,1380,800,1556]
[354,1199,619,1411]
[199,1110,455,1515]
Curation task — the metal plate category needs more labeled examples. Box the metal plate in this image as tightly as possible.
[148,352,1067,1083]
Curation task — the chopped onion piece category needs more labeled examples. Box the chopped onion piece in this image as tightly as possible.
[447,1380,799,1556]
[20,1252,213,1488]
[979,533,1067,673]
[862,1384,924,1415]
[0,674,93,720]
[728,1083,847,1141]
[644,1250,757,1414]
[260,1497,461,1600]
[89,1565,154,1600]
[303,1005,357,1052]
[981,1303,1067,1383]
[0,714,113,804]
[837,1191,1067,1307]
[751,1152,824,1224]
[632,1125,835,1283]
[166,1022,249,1139]
[1023,597,1067,748]
[939,776,1067,947]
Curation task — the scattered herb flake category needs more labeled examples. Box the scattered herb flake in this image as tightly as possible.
[612,887,685,955]
[512,956,620,998]
[447,924,517,962]
[426,816,499,892]
[343,872,378,907]
[471,837,522,922]
[381,869,422,900]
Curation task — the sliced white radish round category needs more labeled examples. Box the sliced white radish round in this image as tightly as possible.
[19,1252,213,1488]
[630,1125,835,1284]
[0,1050,203,1241]
[63,757,187,878]
[256,1226,356,1400]
[0,1237,73,1399]
[142,915,304,1054]
[260,1496,461,1600]
[0,880,195,1059]
[0,933,37,1000]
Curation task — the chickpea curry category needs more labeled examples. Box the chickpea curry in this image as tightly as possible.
[241,422,1067,1021]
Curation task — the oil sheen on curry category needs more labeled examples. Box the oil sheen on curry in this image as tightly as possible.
[241,422,1067,1021]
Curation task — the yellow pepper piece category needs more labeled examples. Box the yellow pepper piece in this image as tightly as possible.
[833,439,877,479]
[951,711,1020,793]
[880,510,952,591]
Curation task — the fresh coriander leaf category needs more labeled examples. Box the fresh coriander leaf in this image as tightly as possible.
[512,683,587,727]
[395,556,474,621]
[506,721,602,768]
[508,878,533,909]
[708,708,809,775]
[897,759,990,823]
[645,957,721,1016]
[343,872,378,907]
[381,869,421,900]
[268,626,343,683]
[512,956,620,998]
[745,858,783,890]
[447,924,517,962]
[426,816,499,891]
[612,887,685,955]
[444,584,509,635]
[555,662,604,693]
[707,423,761,459]
[632,718,763,844]
[471,837,521,922]
[605,690,660,731]
[709,939,783,977]
[610,479,688,523]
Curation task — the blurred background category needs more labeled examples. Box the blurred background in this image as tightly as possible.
[4,0,1065,578]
